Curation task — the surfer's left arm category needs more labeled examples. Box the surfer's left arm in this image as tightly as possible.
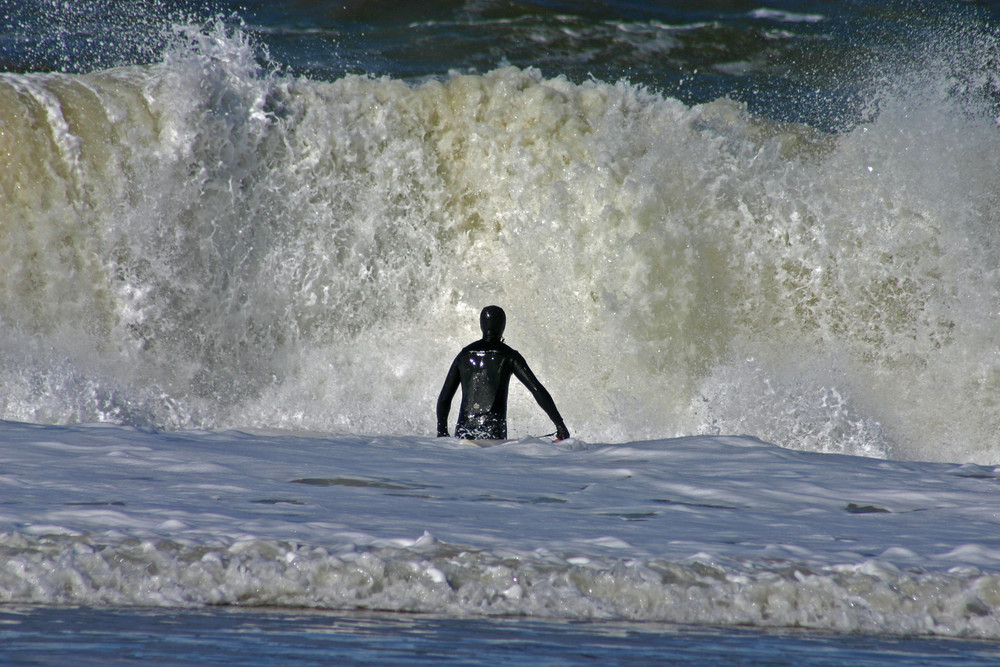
[512,354,569,440]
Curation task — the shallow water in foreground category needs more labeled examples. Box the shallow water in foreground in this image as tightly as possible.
[4,606,1000,666]
[3,422,1000,641]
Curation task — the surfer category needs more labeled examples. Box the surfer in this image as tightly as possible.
[437,306,570,441]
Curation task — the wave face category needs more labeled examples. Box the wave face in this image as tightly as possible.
[3,20,1000,462]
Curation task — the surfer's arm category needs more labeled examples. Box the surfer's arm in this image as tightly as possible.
[512,355,569,440]
[436,357,461,436]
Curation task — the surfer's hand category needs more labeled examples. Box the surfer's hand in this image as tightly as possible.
[555,422,570,441]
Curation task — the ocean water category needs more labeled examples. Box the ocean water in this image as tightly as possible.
[4,0,1000,662]
[4,422,1000,664]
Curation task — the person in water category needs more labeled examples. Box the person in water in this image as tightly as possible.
[437,305,570,441]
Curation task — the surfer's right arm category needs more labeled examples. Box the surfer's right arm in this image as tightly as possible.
[436,356,461,437]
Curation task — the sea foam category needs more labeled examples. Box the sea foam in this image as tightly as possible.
[2,20,1000,462]
[2,421,1000,638]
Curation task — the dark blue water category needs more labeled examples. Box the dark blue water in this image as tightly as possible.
[3,606,1000,666]
[5,0,999,130]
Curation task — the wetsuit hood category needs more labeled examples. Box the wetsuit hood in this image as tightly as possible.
[480,305,506,341]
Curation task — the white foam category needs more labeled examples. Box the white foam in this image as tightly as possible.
[3,21,1000,463]
[2,421,1000,637]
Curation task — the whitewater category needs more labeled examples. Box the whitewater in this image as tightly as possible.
[4,420,1000,640]
[4,5,1000,655]
[4,19,1000,463]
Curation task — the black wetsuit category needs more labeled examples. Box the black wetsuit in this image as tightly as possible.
[436,338,566,440]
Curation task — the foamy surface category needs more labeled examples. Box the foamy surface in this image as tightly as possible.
[3,17,1000,464]
[3,421,999,638]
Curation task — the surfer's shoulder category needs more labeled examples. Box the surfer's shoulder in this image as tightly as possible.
[461,339,515,353]
[455,340,519,364]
